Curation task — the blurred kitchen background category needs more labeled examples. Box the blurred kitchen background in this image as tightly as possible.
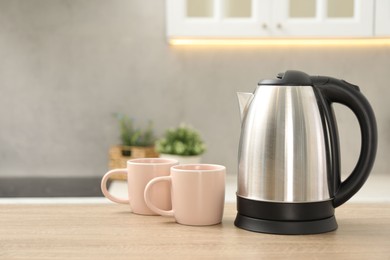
[0,0,389,198]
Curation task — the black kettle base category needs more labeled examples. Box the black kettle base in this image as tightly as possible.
[235,196,338,235]
[235,213,338,235]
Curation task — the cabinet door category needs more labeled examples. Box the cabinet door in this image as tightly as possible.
[272,0,374,37]
[375,0,390,36]
[166,0,271,38]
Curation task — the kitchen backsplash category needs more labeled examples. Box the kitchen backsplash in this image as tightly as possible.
[0,0,388,177]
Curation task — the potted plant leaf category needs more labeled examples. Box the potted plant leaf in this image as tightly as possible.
[109,114,158,177]
[155,124,206,164]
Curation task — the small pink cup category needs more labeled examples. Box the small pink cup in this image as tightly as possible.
[101,158,178,215]
[144,164,226,226]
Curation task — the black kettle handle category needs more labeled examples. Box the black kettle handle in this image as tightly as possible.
[313,77,377,208]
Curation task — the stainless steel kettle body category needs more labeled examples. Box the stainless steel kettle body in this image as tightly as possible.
[235,71,377,234]
[238,85,329,202]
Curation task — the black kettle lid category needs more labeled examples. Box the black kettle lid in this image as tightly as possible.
[258,70,313,86]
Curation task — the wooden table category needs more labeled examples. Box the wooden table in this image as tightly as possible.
[1,203,390,259]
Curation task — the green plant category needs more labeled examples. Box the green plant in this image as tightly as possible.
[114,113,156,147]
[155,124,206,156]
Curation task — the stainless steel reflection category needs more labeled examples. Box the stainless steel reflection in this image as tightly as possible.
[237,85,330,202]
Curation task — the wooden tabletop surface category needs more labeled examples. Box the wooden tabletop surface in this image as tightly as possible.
[1,202,390,259]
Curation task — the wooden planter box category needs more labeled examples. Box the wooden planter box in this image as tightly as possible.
[108,145,159,180]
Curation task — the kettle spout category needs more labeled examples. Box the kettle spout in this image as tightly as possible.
[237,92,254,122]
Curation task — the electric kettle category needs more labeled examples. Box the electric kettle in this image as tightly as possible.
[235,70,377,234]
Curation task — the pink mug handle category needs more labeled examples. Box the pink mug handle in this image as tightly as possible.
[144,176,174,217]
[101,168,129,204]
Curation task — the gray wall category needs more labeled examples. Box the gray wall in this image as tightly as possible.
[1,0,389,178]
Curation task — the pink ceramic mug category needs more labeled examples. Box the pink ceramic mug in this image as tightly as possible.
[144,164,226,225]
[101,158,178,215]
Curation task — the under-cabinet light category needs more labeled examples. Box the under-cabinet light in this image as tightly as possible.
[169,38,390,46]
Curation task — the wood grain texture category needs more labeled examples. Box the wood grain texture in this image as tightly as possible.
[1,203,389,259]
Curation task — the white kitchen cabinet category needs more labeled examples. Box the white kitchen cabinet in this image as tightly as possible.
[375,0,390,36]
[272,0,374,37]
[166,0,375,38]
[166,0,271,37]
